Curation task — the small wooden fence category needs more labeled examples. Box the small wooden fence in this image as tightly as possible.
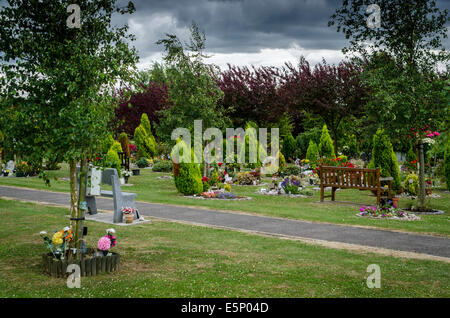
[319,166,385,205]
[42,249,120,278]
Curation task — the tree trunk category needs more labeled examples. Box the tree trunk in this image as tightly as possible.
[417,140,426,209]
[75,158,87,255]
[68,159,78,260]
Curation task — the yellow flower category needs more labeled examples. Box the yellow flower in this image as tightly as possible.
[52,231,63,245]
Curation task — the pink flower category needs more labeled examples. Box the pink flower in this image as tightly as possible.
[434,132,440,136]
[98,236,111,251]
[426,133,434,137]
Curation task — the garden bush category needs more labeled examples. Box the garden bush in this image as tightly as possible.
[105,148,122,177]
[405,145,417,171]
[444,138,450,190]
[172,141,203,196]
[341,134,358,158]
[236,171,257,185]
[306,140,319,162]
[282,165,301,176]
[110,141,123,153]
[282,133,297,161]
[404,173,419,196]
[136,157,149,168]
[134,113,157,159]
[100,133,114,154]
[318,125,335,158]
[152,160,173,172]
[368,129,402,192]
[277,151,286,174]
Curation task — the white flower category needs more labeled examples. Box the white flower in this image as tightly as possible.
[106,228,116,234]
[63,226,70,232]
[39,231,47,236]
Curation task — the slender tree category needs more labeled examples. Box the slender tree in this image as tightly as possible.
[155,22,229,176]
[0,0,138,258]
[329,0,449,208]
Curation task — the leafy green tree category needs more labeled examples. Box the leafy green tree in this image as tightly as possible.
[318,125,335,158]
[282,133,297,161]
[154,22,228,176]
[0,0,138,259]
[306,140,320,162]
[329,0,449,208]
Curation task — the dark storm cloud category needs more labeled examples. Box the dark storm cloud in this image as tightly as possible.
[115,0,450,57]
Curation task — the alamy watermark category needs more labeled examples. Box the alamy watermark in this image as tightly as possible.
[67,4,81,29]
[366,264,381,288]
[367,4,381,29]
[66,264,81,288]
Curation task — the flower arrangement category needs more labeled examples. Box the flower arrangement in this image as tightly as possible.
[97,236,111,252]
[121,207,135,215]
[129,144,137,154]
[122,170,132,178]
[39,227,72,259]
[358,203,408,218]
[281,177,301,194]
[97,229,117,255]
[201,190,237,199]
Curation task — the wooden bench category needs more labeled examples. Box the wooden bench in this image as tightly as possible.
[319,166,392,205]
[79,168,138,223]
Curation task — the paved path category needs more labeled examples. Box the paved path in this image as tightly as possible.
[1,185,449,260]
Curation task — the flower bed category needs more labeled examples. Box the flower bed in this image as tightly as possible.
[356,204,420,221]
[186,191,252,201]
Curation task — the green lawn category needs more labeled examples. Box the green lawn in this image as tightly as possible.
[0,163,448,237]
[0,198,449,297]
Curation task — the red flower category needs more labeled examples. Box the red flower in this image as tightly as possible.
[411,160,417,165]
[202,177,210,183]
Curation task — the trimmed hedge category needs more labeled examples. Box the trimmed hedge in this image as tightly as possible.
[172,141,203,196]
[306,140,319,162]
[152,160,173,172]
[318,125,335,158]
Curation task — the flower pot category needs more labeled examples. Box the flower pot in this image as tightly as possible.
[3,172,8,177]
[392,197,399,207]
[125,214,134,224]
[124,176,129,184]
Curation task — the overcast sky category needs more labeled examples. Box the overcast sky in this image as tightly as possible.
[111,0,450,71]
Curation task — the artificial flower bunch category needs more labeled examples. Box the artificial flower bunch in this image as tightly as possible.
[121,207,135,215]
[39,226,72,259]
[122,170,132,178]
[97,228,117,255]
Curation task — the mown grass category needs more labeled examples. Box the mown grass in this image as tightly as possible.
[0,163,449,237]
[0,198,449,298]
